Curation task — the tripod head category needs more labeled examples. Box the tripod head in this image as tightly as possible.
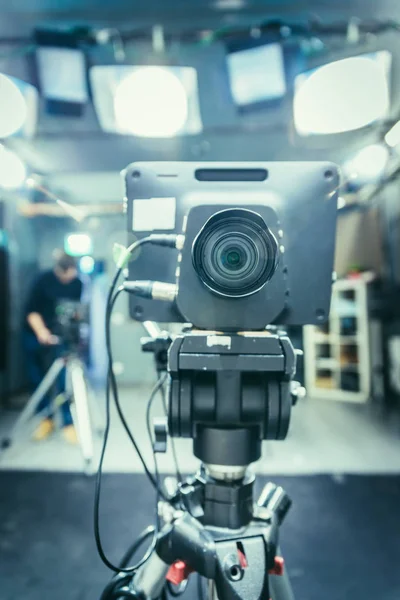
[168,329,297,473]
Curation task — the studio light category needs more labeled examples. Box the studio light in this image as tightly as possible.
[294,51,391,135]
[90,65,202,137]
[227,43,286,108]
[0,74,27,138]
[79,255,95,275]
[64,233,93,257]
[0,146,27,189]
[34,24,90,116]
[385,120,400,148]
[344,144,389,182]
[36,47,88,104]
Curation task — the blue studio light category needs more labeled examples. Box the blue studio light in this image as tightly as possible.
[227,42,287,108]
[79,255,95,275]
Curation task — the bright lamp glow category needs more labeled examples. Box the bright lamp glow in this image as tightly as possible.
[79,255,95,275]
[0,74,27,138]
[385,121,400,148]
[90,65,202,137]
[64,233,93,257]
[294,51,391,135]
[114,67,188,137]
[345,144,389,182]
[0,145,26,189]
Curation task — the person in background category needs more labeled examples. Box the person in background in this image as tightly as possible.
[23,250,83,443]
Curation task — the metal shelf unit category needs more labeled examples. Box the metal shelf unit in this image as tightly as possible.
[304,278,382,403]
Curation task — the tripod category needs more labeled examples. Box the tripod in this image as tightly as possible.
[1,348,101,473]
[101,328,303,600]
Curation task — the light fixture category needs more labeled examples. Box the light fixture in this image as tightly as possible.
[79,255,95,275]
[90,65,202,137]
[0,74,28,138]
[385,120,400,148]
[64,233,93,257]
[294,51,391,135]
[227,42,286,108]
[344,144,389,182]
[34,25,90,116]
[36,46,88,114]
[0,146,27,189]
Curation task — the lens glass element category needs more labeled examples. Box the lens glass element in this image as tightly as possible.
[192,208,278,298]
[220,245,247,271]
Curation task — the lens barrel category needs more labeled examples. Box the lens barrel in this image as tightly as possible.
[192,208,279,297]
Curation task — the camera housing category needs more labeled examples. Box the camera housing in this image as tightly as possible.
[124,161,339,329]
[177,204,285,330]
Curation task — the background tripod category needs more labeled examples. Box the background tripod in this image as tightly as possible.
[1,347,102,473]
[101,327,303,600]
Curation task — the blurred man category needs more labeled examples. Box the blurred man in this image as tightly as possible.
[23,251,83,443]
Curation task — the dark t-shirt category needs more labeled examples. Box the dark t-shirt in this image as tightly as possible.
[25,270,83,333]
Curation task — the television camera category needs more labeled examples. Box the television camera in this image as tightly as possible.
[99,162,339,600]
[54,300,90,356]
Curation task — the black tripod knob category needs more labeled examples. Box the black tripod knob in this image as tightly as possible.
[257,483,292,525]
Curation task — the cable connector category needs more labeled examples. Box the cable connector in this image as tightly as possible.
[124,280,178,302]
[149,234,185,249]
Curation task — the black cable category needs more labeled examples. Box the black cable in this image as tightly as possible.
[106,284,164,494]
[95,237,163,572]
[110,587,136,599]
[119,526,156,570]
[95,325,159,570]
[100,573,132,600]
[160,384,183,484]
[146,373,168,452]
[145,373,168,529]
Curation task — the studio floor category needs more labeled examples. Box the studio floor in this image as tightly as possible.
[1,386,400,475]
[1,389,400,600]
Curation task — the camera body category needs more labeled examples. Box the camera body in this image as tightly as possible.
[125,161,339,329]
[54,301,89,353]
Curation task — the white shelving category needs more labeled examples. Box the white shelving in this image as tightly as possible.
[304,278,374,403]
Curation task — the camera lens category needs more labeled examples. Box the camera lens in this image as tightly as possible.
[192,208,279,297]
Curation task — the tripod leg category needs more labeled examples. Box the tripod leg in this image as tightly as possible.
[1,358,66,448]
[68,358,95,472]
[86,381,105,436]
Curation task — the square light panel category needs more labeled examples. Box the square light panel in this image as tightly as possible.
[227,43,286,107]
[294,50,392,135]
[64,233,93,257]
[90,65,203,137]
[36,46,89,104]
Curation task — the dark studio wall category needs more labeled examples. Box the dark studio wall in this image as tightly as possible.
[380,181,400,285]
[0,196,39,399]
